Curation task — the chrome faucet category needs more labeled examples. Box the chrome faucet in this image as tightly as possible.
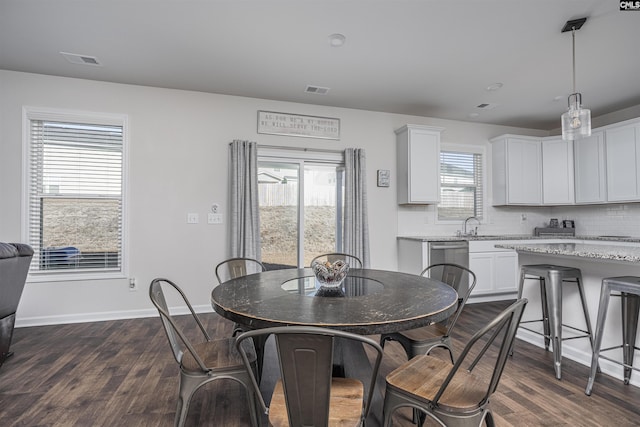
[463,216,480,236]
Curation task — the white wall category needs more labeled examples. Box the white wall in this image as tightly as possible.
[0,70,580,326]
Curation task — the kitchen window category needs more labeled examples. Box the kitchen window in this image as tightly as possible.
[23,107,127,280]
[438,147,484,221]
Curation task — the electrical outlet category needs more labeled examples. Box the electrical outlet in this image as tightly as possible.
[520,213,527,223]
[129,277,137,292]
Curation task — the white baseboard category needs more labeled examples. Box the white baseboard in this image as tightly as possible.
[15,304,214,328]
[468,292,517,304]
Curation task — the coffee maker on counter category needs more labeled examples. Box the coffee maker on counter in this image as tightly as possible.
[534,218,575,236]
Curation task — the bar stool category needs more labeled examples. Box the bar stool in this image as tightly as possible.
[585,276,640,396]
[515,264,595,380]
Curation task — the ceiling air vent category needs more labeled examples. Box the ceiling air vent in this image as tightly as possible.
[476,103,499,110]
[305,85,330,95]
[60,52,102,66]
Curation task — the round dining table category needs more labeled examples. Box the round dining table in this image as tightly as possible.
[211,267,458,427]
[210,267,458,335]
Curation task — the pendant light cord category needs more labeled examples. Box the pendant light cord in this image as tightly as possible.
[572,27,576,94]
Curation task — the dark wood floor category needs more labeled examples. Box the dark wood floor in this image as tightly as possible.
[2,300,640,426]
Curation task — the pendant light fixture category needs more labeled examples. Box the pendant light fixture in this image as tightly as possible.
[561,17,590,140]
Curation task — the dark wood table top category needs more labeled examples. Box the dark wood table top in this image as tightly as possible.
[211,268,458,335]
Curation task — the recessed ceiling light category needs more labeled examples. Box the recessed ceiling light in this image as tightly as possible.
[328,33,346,47]
[486,83,503,91]
[468,112,480,118]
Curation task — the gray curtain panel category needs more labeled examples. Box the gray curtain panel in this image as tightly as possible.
[229,140,261,259]
[344,148,370,268]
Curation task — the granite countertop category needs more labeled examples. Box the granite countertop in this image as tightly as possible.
[397,235,640,243]
[495,242,640,263]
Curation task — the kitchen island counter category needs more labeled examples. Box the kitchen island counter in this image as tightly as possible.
[398,235,640,243]
[495,242,640,263]
[503,240,640,388]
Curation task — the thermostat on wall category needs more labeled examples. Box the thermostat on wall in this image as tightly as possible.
[377,169,390,187]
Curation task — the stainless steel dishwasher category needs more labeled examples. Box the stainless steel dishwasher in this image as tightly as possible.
[428,240,470,295]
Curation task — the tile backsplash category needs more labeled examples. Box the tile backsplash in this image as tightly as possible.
[551,204,640,238]
[397,203,640,238]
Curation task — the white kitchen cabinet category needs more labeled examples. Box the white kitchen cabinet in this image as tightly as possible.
[395,124,444,204]
[606,123,640,202]
[542,138,574,205]
[574,131,606,203]
[490,135,542,205]
[468,240,519,299]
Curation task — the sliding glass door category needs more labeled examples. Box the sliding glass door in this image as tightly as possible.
[258,152,344,269]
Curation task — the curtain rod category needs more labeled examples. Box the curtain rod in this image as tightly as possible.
[257,144,344,154]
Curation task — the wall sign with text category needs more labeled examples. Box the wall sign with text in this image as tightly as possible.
[257,111,340,140]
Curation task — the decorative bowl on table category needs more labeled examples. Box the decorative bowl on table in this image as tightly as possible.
[312,259,349,288]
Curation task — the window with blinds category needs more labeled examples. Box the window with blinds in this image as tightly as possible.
[438,150,483,221]
[25,109,125,277]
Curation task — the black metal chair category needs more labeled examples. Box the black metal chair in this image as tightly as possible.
[382,298,528,427]
[310,252,363,269]
[149,278,258,427]
[236,325,383,427]
[380,263,477,363]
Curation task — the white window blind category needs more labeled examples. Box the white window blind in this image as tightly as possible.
[27,117,124,275]
[438,150,483,221]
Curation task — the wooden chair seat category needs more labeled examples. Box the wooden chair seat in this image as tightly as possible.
[236,326,383,427]
[382,299,528,427]
[181,337,253,373]
[381,263,477,363]
[386,354,486,413]
[149,278,258,427]
[269,378,364,427]
[397,322,448,342]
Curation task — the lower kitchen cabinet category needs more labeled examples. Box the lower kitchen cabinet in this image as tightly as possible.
[468,241,519,300]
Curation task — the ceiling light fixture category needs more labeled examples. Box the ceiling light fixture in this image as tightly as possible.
[328,33,346,47]
[486,83,503,91]
[561,18,590,141]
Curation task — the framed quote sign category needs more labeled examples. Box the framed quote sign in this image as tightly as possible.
[257,111,340,140]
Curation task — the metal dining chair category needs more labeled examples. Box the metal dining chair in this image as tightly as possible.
[383,298,528,427]
[215,257,266,284]
[380,263,477,363]
[149,278,258,427]
[310,252,363,269]
[236,325,383,427]
[215,257,267,335]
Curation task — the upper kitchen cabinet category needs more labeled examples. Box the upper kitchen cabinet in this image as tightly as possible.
[395,124,444,204]
[490,135,542,205]
[542,138,574,205]
[606,122,640,202]
[574,131,606,204]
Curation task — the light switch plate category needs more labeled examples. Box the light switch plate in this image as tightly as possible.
[187,213,199,224]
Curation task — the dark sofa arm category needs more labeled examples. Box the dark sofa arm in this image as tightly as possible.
[0,242,34,367]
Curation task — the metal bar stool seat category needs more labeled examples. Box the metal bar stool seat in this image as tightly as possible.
[586,276,640,395]
[515,264,595,379]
